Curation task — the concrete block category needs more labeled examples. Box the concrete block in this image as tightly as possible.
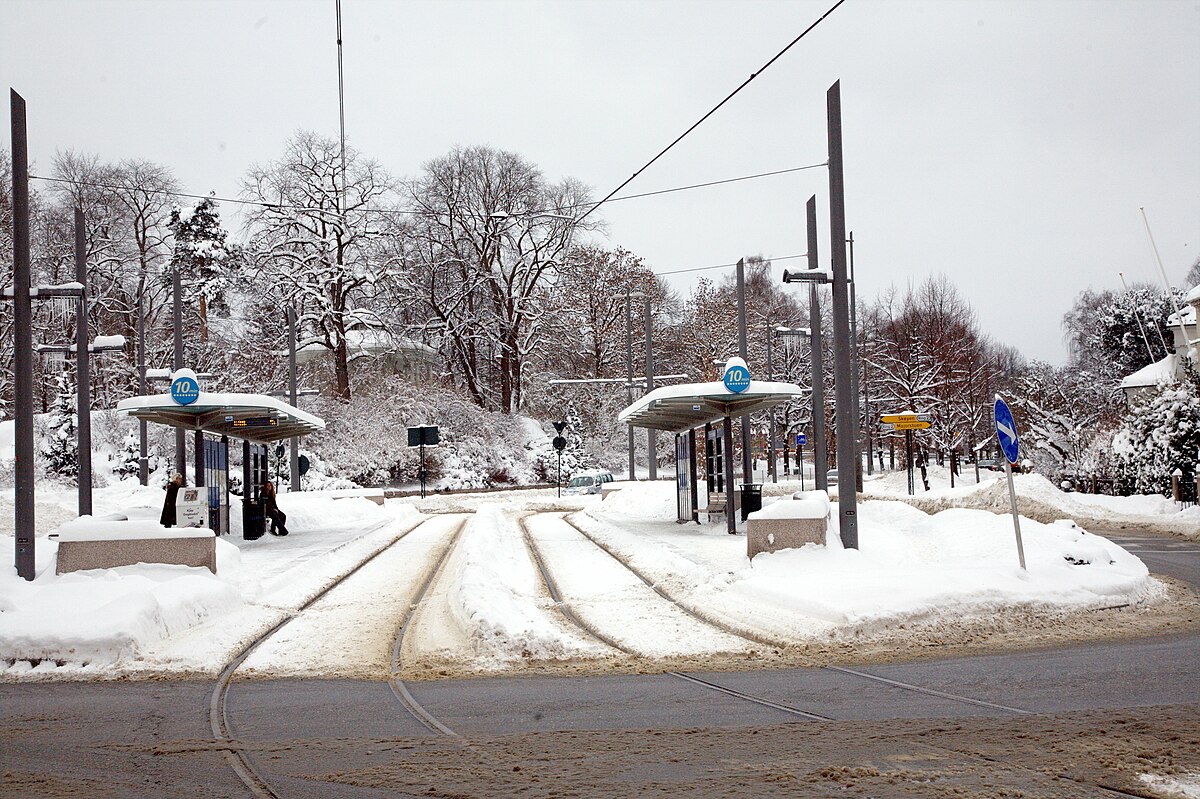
[56,535,217,575]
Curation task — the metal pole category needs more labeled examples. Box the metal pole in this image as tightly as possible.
[766,325,776,484]
[12,91,36,580]
[557,449,562,498]
[723,416,736,535]
[863,343,873,476]
[335,0,348,208]
[288,305,300,492]
[419,440,426,499]
[137,295,148,485]
[806,197,828,492]
[736,258,751,484]
[644,296,656,481]
[625,287,635,480]
[172,258,186,483]
[848,231,863,491]
[74,207,93,516]
[827,80,858,549]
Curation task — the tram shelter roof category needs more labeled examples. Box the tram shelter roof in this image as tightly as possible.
[618,380,807,434]
[116,392,325,443]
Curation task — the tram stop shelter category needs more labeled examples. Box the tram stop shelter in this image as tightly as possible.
[116,391,325,539]
[618,377,806,535]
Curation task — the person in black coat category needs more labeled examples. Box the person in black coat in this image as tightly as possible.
[160,473,183,527]
[262,480,288,536]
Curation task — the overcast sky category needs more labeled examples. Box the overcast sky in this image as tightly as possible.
[3,0,1197,364]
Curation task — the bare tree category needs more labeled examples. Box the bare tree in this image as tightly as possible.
[242,131,400,400]
[404,146,595,412]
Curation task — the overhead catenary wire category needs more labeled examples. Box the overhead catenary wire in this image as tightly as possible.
[27,162,824,218]
[573,0,847,225]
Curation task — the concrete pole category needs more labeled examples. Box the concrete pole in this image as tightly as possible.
[766,325,776,484]
[11,90,36,580]
[736,258,751,485]
[827,80,859,549]
[625,287,635,481]
[806,196,828,492]
[172,261,186,483]
[74,207,93,516]
[288,306,300,492]
[644,296,656,481]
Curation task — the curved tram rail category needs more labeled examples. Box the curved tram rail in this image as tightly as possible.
[209,515,463,798]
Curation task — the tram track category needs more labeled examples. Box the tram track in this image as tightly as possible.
[538,511,1167,798]
[208,514,457,798]
[209,508,1171,798]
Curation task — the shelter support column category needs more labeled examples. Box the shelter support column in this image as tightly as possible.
[194,431,205,487]
[688,427,699,523]
[723,416,736,535]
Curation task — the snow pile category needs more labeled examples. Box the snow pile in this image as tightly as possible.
[595,480,676,520]
[446,503,608,666]
[582,481,1158,642]
[0,536,244,667]
[866,469,1200,538]
[750,490,831,520]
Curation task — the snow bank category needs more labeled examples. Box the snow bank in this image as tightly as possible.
[867,469,1200,538]
[749,490,830,520]
[581,481,1159,642]
[0,535,243,666]
[446,503,607,665]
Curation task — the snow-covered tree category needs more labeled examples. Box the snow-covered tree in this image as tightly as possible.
[1063,284,1178,380]
[1013,360,1118,481]
[114,429,142,480]
[42,371,78,477]
[168,195,240,342]
[1111,367,1200,495]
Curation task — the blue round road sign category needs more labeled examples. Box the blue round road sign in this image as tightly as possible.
[170,375,200,405]
[723,364,751,394]
[994,396,1020,464]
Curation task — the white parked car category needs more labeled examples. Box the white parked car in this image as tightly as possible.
[565,470,614,495]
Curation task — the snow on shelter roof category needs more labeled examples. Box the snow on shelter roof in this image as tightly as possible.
[116,391,325,443]
[618,380,807,433]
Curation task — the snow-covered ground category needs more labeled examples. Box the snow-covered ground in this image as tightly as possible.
[0,469,1187,681]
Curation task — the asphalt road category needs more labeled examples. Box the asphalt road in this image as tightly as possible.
[3,529,1198,798]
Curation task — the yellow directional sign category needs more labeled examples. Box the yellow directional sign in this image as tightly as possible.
[880,412,932,431]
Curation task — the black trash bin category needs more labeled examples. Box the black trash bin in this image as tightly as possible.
[740,483,763,521]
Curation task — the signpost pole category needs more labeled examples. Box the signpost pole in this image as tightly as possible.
[288,305,300,492]
[906,429,914,496]
[419,440,426,499]
[557,450,562,498]
[994,396,1027,570]
[1005,460,1026,570]
[799,442,805,492]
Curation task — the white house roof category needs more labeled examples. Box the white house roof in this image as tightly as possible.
[618,380,807,433]
[1119,354,1179,390]
[294,330,438,365]
[116,392,325,443]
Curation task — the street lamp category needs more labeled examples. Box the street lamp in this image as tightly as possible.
[625,288,645,480]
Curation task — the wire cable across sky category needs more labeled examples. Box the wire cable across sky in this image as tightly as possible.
[574,0,847,225]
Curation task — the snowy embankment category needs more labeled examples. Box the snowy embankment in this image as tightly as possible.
[578,481,1160,643]
[859,465,1200,539]
[0,482,416,677]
